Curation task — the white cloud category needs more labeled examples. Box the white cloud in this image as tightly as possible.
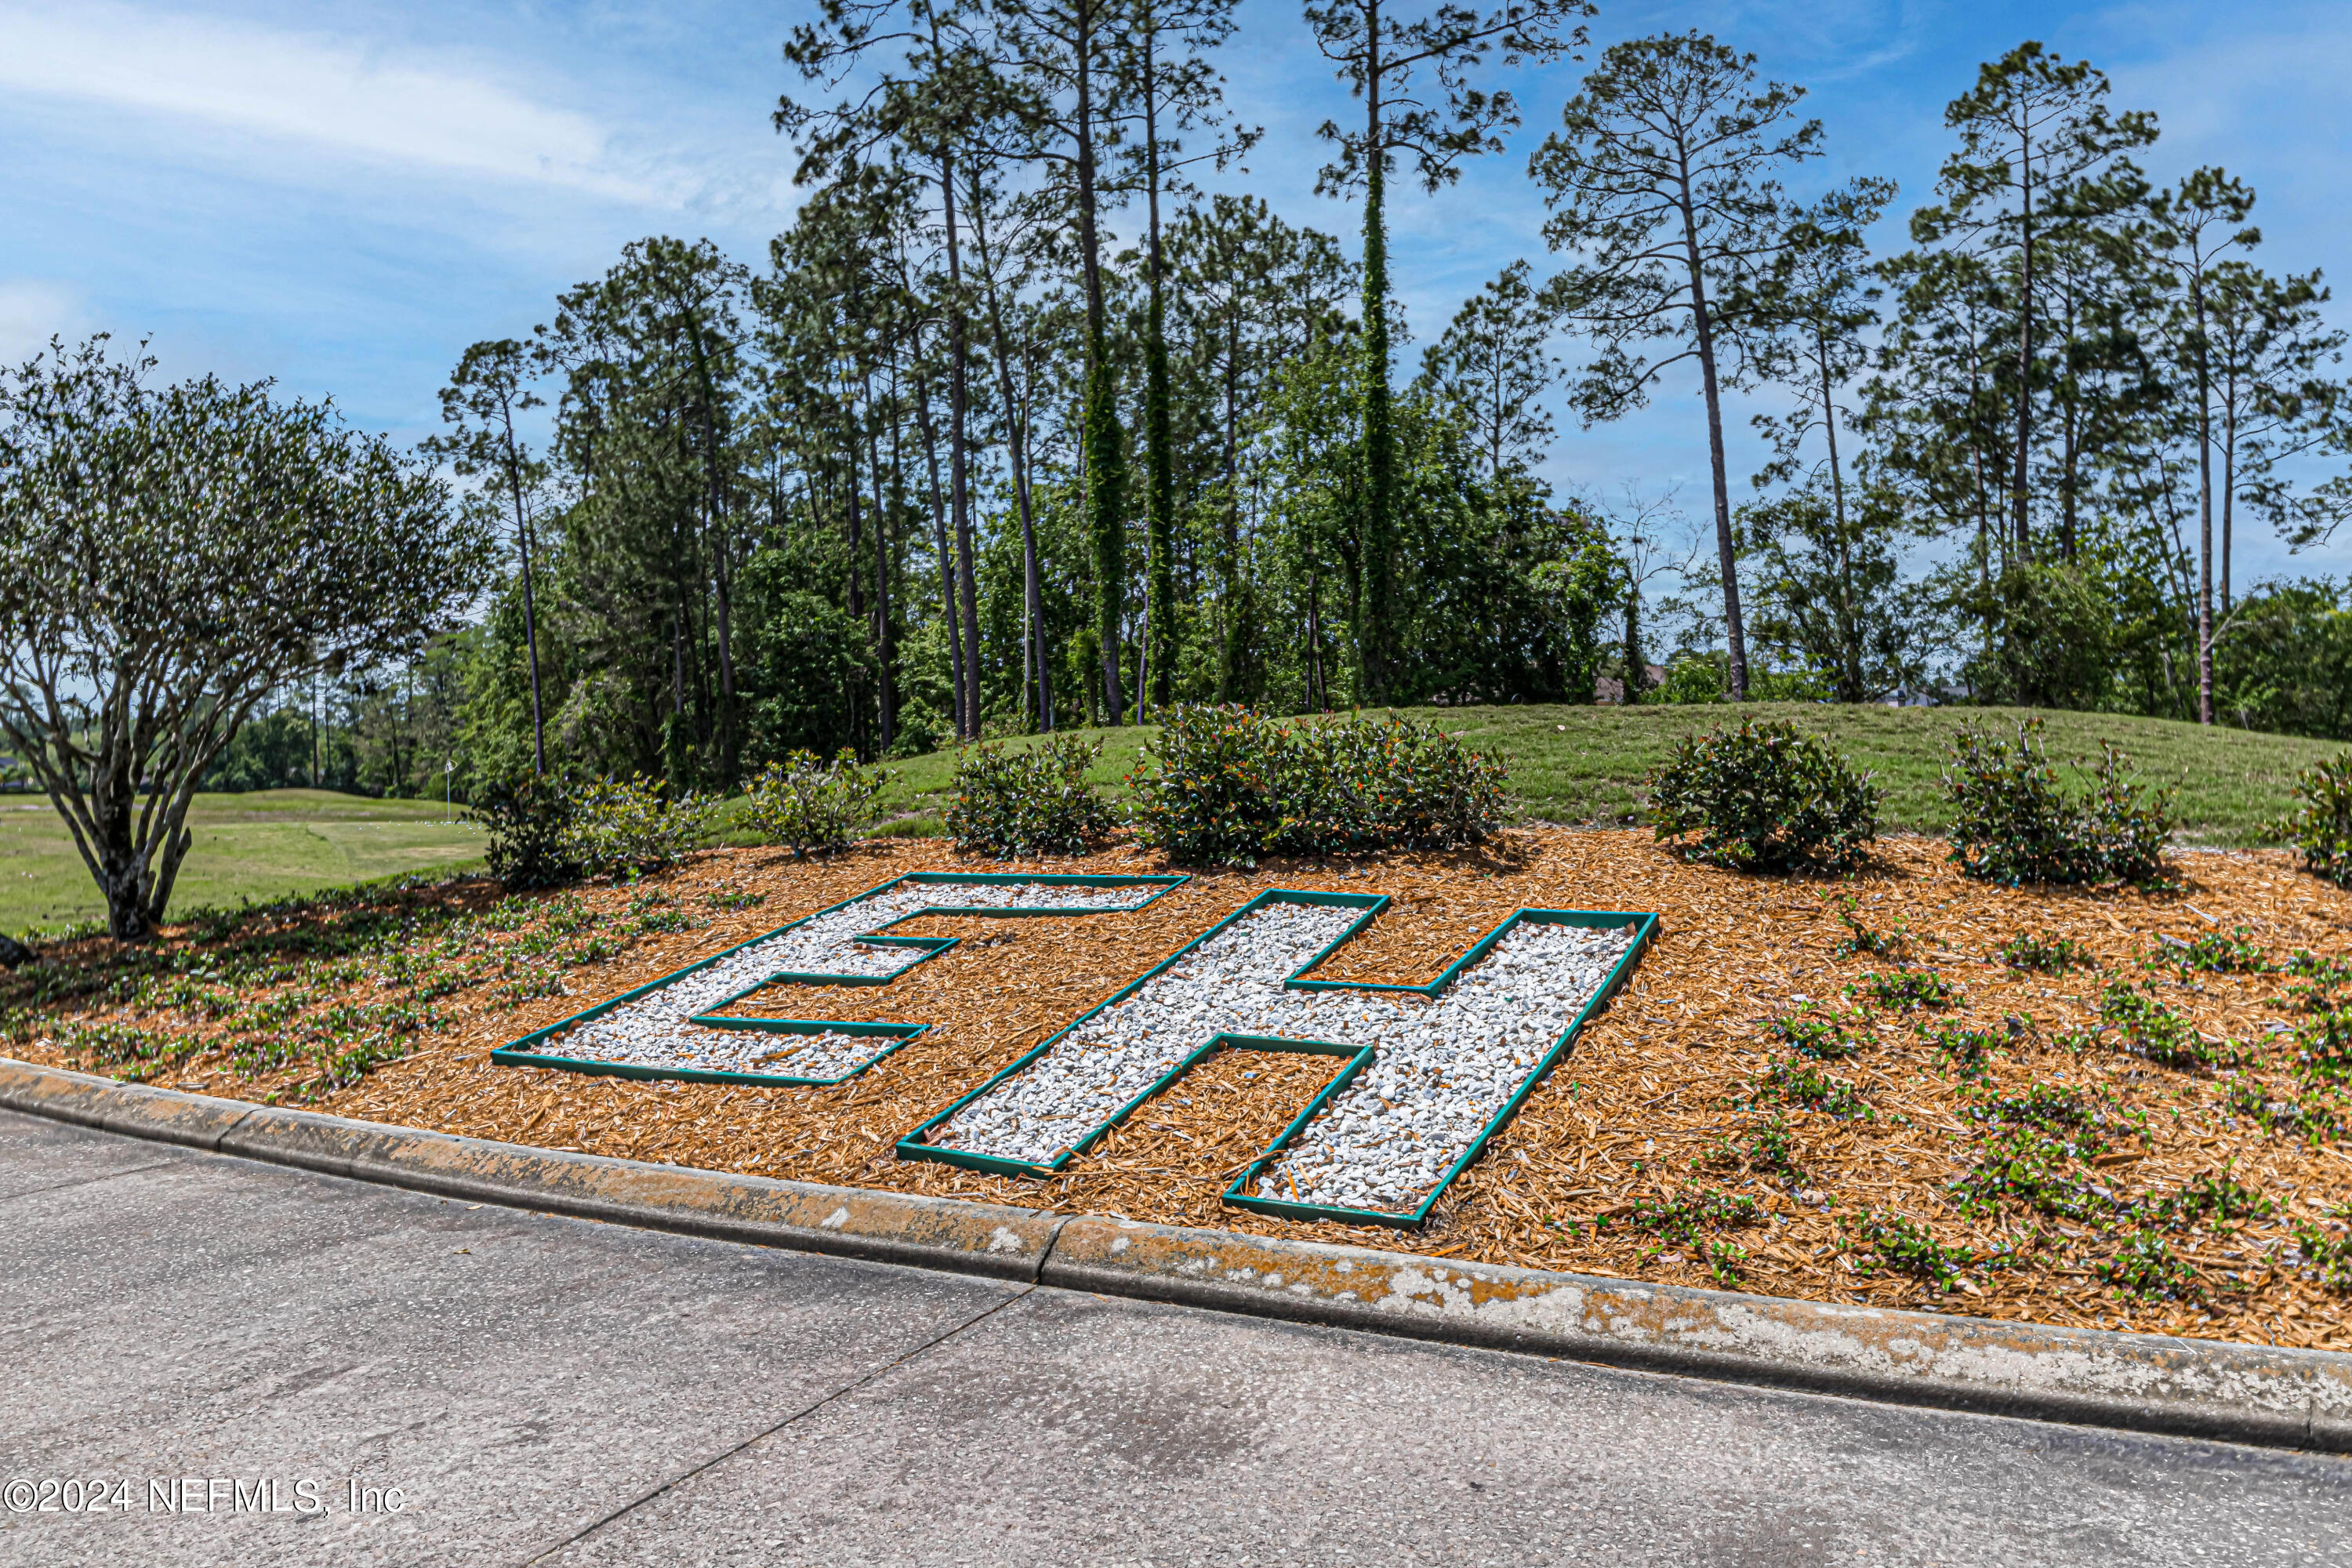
[0,281,93,362]
[0,2,662,203]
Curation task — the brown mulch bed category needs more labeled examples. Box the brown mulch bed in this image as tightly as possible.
[9,829,2352,1351]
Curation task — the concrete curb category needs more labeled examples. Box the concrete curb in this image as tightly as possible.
[5,1057,2347,1453]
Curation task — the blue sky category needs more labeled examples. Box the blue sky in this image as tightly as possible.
[6,0,2350,583]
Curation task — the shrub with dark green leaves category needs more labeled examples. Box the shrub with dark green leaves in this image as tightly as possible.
[742,749,890,858]
[1943,719,2176,886]
[2269,751,2352,888]
[1125,706,1507,867]
[1646,719,1878,872]
[474,777,580,890]
[949,735,1112,857]
[565,774,715,877]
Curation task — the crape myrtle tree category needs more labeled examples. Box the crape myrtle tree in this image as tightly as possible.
[0,336,489,940]
[1302,0,1589,703]
[1532,30,1829,702]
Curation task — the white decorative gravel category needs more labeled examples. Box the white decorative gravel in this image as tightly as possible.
[527,879,1163,1080]
[925,902,1634,1213]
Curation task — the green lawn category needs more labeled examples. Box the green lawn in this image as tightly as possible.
[10,706,2325,935]
[859,703,2339,845]
[0,789,482,935]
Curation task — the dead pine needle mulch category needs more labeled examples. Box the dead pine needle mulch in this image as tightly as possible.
[9,828,2352,1352]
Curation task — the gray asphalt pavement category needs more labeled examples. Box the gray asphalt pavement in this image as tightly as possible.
[1,1108,2346,1567]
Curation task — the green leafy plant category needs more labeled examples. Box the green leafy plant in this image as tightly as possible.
[1125,706,1507,866]
[2294,1009,2352,1080]
[1830,895,1907,958]
[1646,718,1880,872]
[1857,969,1961,1011]
[2100,982,2238,1071]
[742,749,891,858]
[2292,1218,2352,1290]
[564,774,715,878]
[2222,1078,2342,1140]
[1943,719,2176,887]
[2160,924,2269,975]
[702,888,767,912]
[1628,1188,1761,1285]
[1963,1081,2107,1135]
[1760,1060,1871,1120]
[2146,1171,2273,1229]
[1845,1210,1979,1291]
[2095,1231,2201,1299]
[948,735,1112,857]
[1766,1004,1869,1060]
[1995,931,2098,973]
[1947,1129,2122,1226]
[2267,750,2352,888]
[625,891,700,936]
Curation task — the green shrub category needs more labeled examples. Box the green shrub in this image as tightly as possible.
[949,735,1112,857]
[474,777,580,890]
[2270,751,2352,888]
[1646,718,1879,872]
[742,749,890,858]
[1125,706,1507,867]
[565,775,715,877]
[1943,719,2176,886]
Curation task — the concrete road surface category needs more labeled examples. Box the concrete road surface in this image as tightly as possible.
[1,1108,2344,1567]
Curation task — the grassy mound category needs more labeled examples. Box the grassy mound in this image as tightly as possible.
[857,704,2331,846]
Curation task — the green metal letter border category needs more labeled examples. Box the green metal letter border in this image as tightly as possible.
[897,890,1658,1227]
[488,870,1189,1089]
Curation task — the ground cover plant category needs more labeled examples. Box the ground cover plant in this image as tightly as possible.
[5,827,2350,1353]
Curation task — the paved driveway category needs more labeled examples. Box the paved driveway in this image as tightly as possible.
[1,1109,2344,1567]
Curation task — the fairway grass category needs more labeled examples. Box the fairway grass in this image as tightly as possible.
[0,789,481,935]
[866,702,2339,846]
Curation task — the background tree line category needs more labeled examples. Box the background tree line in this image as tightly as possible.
[200,20,2352,803]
